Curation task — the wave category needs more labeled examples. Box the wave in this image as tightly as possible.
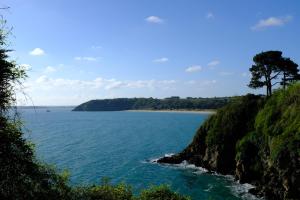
[174,160,208,174]
[164,153,174,157]
[211,171,262,199]
[210,171,262,199]
[146,153,175,163]
[147,154,262,200]
[229,182,262,200]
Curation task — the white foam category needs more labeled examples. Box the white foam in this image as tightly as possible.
[229,181,263,200]
[173,160,209,174]
[146,155,208,174]
[164,153,174,157]
[204,184,213,192]
[149,158,159,163]
[146,155,262,199]
[212,172,262,199]
[146,153,175,163]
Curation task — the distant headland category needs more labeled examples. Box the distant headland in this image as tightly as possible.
[72,96,234,111]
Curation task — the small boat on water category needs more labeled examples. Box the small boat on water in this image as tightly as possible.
[46,110,51,112]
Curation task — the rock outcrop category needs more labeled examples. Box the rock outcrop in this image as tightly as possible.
[158,84,300,200]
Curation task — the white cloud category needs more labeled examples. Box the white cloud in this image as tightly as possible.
[220,71,234,76]
[185,65,202,73]
[91,45,102,49]
[44,66,56,73]
[36,75,50,83]
[186,80,197,85]
[19,76,222,105]
[207,60,220,68]
[204,80,217,85]
[29,48,45,56]
[20,64,31,71]
[145,16,164,24]
[104,81,124,90]
[31,76,177,91]
[185,80,217,87]
[153,57,169,63]
[251,16,292,30]
[206,12,214,19]
[241,72,251,77]
[74,56,99,61]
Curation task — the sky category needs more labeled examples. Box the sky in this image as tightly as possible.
[2,0,300,105]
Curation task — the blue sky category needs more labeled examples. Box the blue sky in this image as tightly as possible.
[2,0,300,105]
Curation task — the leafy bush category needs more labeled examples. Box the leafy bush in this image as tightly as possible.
[72,179,133,200]
[139,185,190,200]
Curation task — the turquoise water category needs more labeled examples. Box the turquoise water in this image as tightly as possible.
[21,107,258,200]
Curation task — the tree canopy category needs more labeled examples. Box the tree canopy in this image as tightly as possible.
[248,51,299,96]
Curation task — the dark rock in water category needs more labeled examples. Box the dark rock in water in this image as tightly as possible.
[157,154,183,164]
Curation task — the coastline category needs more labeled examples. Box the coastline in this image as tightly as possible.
[124,109,216,114]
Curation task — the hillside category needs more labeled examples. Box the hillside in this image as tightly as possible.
[158,84,300,200]
[73,97,233,111]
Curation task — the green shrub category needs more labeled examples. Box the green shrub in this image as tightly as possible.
[254,83,300,161]
[138,185,190,200]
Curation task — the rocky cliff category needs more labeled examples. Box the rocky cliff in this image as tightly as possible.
[158,84,300,200]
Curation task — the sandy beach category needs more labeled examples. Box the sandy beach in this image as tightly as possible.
[124,109,216,114]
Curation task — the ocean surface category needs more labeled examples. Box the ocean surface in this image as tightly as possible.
[20,107,259,200]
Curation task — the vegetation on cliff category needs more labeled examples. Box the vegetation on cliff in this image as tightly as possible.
[73,97,232,111]
[236,84,300,199]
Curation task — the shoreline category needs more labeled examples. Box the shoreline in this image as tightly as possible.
[124,109,216,114]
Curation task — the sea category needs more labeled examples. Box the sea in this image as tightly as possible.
[20,107,260,200]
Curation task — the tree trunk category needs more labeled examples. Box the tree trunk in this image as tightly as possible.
[266,76,272,97]
[269,80,272,96]
[283,72,286,90]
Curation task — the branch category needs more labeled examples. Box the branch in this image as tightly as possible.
[270,71,281,80]
[272,81,280,87]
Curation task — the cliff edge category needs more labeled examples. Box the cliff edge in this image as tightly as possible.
[158,84,300,200]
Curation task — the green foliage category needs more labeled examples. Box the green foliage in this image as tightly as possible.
[73,97,233,111]
[138,185,190,200]
[235,131,266,178]
[72,183,190,200]
[205,94,263,149]
[72,179,133,200]
[255,83,300,161]
[0,24,26,114]
[236,131,266,161]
